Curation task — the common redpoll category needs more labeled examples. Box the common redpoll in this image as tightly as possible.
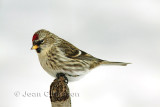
[31,29,129,81]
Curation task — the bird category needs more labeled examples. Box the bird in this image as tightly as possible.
[31,29,129,82]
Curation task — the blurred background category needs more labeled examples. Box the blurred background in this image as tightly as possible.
[0,0,160,107]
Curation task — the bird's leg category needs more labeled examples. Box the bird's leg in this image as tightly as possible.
[56,73,68,84]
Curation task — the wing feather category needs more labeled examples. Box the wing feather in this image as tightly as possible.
[57,40,92,59]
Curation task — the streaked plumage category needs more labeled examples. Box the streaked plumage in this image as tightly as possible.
[31,29,129,81]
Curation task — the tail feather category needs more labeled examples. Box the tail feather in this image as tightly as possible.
[101,61,130,66]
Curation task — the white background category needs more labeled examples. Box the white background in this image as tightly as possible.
[0,0,160,107]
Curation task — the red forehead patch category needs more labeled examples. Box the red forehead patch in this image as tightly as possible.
[32,34,39,41]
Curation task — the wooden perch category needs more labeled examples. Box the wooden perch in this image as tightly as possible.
[50,74,71,107]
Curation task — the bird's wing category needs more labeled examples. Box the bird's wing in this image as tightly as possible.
[57,39,104,69]
[57,40,93,59]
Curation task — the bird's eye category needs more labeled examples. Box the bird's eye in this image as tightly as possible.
[40,40,44,43]
[36,40,44,45]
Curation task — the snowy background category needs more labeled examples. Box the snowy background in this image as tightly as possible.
[0,0,160,107]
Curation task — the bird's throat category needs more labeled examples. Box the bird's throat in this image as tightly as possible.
[36,48,41,53]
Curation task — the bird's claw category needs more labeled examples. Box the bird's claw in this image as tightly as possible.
[56,73,68,84]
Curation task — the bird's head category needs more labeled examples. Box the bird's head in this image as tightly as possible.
[31,29,55,53]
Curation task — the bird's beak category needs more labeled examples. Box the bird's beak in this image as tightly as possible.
[31,45,39,50]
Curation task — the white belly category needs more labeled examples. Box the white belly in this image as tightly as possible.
[38,53,89,82]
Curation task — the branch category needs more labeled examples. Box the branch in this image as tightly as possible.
[50,75,71,107]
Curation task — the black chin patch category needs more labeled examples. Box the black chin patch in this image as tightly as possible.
[36,48,41,53]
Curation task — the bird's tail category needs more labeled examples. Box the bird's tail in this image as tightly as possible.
[100,60,130,66]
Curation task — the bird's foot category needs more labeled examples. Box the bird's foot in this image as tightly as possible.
[56,73,68,84]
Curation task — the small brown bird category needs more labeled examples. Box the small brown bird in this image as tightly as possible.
[31,29,129,82]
